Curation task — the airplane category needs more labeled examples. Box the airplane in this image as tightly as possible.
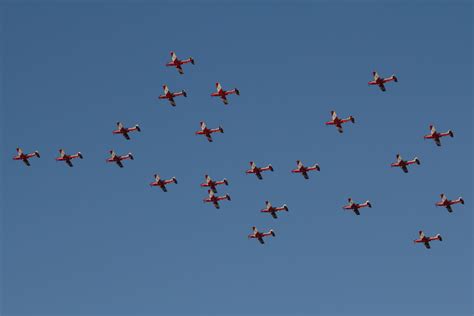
[435,193,464,213]
[390,154,420,173]
[245,161,274,180]
[210,82,240,105]
[195,121,224,142]
[248,226,275,244]
[113,122,141,140]
[106,150,134,168]
[342,198,372,216]
[56,149,83,167]
[12,147,40,166]
[165,51,195,75]
[260,201,289,219]
[423,125,454,147]
[200,174,228,193]
[325,110,355,133]
[150,174,178,192]
[413,230,442,249]
[158,85,187,107]
[203,190,231,209]
[368,71,398,92]
[291,160,320,179]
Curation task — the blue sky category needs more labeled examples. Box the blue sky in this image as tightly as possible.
[1,1,472,315]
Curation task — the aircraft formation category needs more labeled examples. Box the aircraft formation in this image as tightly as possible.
[12,54,464,248]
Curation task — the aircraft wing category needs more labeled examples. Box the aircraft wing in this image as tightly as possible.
[379,84,386,92]
[177,65,184,75]
[435,138,441,146]
[256,172,263,180]
[446,205,453,213]
[169,98,176,107]
[302,171,309,179]
[424,242,431,249]
[402,165,409,173]
[23,159,30,166]
[297,160,303,169]
[66,160,73,167]
[206,134,213,142]
[213,201,220,209]
[116,160,124,168]
[271,212,278,219]
[221,95,228,105]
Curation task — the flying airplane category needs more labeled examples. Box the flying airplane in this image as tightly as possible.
[423,125,454,146]
[325,110,355,133]
[342,198,372,215]
[248,226,275,244]
[413,230,442,249]
[291,160,320,179]
[195,121,224,142]
[150,174,178,192]
[368,71,398,91]
[165,51,195,75]
[435,193,464,213]
[211,82,240,105]
[106,150,134,168]
[203,190,231,209]
[200,175,228,193]
[56,149,83,167]
[158,85,187,107]
[113,122,141,140]
[12,147,40,166]
[390,154,420,173]
[246,161,274,180]
[260,201,289,219]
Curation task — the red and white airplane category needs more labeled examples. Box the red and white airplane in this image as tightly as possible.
[261,201,289,219]
[12,147,40,166]
[248,226,275,244]
[166,51,195,75]
[246,161,274,180]
[56,149,83,167]
[435,193,464,213]
[113,122,141,140]
[368,71,398,92]
[195,121,224,142]
[150,174,178,192]
[390,154,420,173]
[200,174,228,193]
[106,150,134,168]
[423,125,454,147]
[413,230,442,249]
[291,160,320,179]
[158,85,187,107]
[325,110,355,133]
[203,190,231,209]
[342,198,372,216]
[211,82,240,105]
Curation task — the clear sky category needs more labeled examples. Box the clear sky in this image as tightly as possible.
[1,1,472,315]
